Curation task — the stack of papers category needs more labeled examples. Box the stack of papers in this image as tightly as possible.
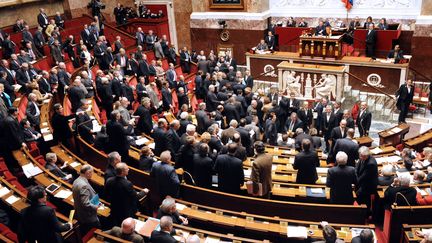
[204,236,219,243]
[69,162,81,168]
[244,170,252,179]
[391,127,402,133]
[176,203,187,211]
[5,195,19,204]
[137,217,160,237]
[148,143,155,149]
[54,189,72,199]
[135,137,149,146]
[316,168,329,174]
[43,134,53,142]
[310,188,324,194]
[0,187,10,197]
[287,226,308,238]
[22,163,43,178]
[92,121,102,133]
[371,147,383,154]
[40,127,50,134]
[375,156,401,165]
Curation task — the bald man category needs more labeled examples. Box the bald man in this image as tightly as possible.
[104,217,144,243]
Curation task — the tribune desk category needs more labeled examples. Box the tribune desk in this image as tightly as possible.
[299,35,343,59]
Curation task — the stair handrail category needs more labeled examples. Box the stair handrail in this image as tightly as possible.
[409,66,432,83]
[344,71,395,100]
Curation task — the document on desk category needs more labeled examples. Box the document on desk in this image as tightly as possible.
[6,195,19,204]
[54,189,72,199]
[69,161,81,168]
[43,133,53,142]
[243,169,252,179]
[0,187,10,197]
[316,167,329,174]
[135,137,149,146]
[138,217,160,237]
[21,163,43,178]
[148,143,155,150]
[175,203,187,211]
[40,127,50,134]
[371,147,383,155]
[310,188,324,194]
[391,127,402,133]
[287,225,308,239]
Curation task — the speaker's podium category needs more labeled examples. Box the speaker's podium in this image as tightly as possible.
[299,35,344,60]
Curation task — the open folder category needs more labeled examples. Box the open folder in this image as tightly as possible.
[90,194,100,206]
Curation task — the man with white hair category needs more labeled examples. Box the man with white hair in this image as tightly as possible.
[221,119,238,145]
[26,93,40,127]
[326,151,358,204]
[180,124,196,145]
[195,102,211,134]
[151,151,180,199]
[378,164,395,186]
[383,173,417,209]
[167,120,181,156]
[152,118,169,156]
[68,78,86,112]
[178,111,191,136]
[356,146,378,208]
[151,216,178,243]
[104,217,144,243]
[206,84,221,112]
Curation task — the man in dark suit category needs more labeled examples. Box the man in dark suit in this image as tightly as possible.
[138,54,150,78]
[115,48,129,74]
[395,79,414,123]
[333,128,359,167]
[332,101,343,125]
[152,118,169,156]
[68,79,86,113]
[105,163,148,227]
[145,30,157,51]
[2,34,16,59]
[37,8,49,31]
[161,82,172,112]
[365,23,377,58]
[106,110,132,161]
[34,27,46,56]
[321,105,337,153]
[294,128,313,151]
[136,28,145,46]
[15,62,33,91]
[22,25,34,45]
[265,31,276,50]
[150,151,180,199]
[351,229,375,243]
[329,119,348,154]
[314,98,328,135]
[356,102,372,137]
[326,151,358,204]
[134,97,153,135]
[356,146,378,209]
[265,113,278,145]
[387,44,404,63]
[51,40,64,65]
[383,173,417,209]
[0,107,25,152]
[196,103,211,134]
[298,101,313,133]
[81,25,91,48]
[26,93,41,128]
[150,216,178,243]
[51,103,75,147]
[180,46,191,73]
[285,112,303,134]
[244,69,254,89]
[293,139,320,184]
[214,143,244,194]
[18,185,71,243]
[237,119,253,156]
[206,85,222,112]
[166,120,182,157]
[76,101,95,144]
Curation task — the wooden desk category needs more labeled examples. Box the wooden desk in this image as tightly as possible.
[299,35,343,59]
[404,128,432,151]
[355,136,374,147]
[379,123,410,146]
[403,224,432,243]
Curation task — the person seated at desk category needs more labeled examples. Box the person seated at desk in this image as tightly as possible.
[298,18,308,27]
[351,229,375,243]
[416,182,432,205]
[314,221,345,243]
[324,26,332,36]
[315,21,326,36]
[399,148,415,172]
[383,174,417,209]
[150,216,180,243]
[387,45,404,63]
[378,18,389,30]
[255,39,268,52]
[286,16,296,27]
[413,170,426,184]
[157,197,188,225]
[104,217,144,243]
[378,164,395,186]
[45,152,74,183]
[335,19,346,28]
[349,17,362,30]
[363,16,374,29]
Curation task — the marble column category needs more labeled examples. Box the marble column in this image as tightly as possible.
[173,0,192,49]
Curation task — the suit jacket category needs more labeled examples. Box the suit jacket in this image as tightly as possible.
[327,165,357,204]
[115,53,129,68]
[365,29,377,45]
[18,203,70,243]
[285,118,303,132]
[150,230,177,243]
[0,115,24,150]
[136,32,145,46]
[192,154,214,188]
[51,45,64,64]
[388,50,404,60]
[104,226,144,243]
[51,113,74,143]
[26,101,40,126]
[72,176,99,224]
[265,35,275,49]
[237,127,253,156]
[150,161,180,198]
[106,119,130,156]
[251,153,273,196]
[294,133,313,151]
[384,186,417,209]
[161,87,172,110]
[195,109,211,134]
[68,86,85,112]
[293,150,320,184]
[330,126,347,145]
[22,30,34,43]
[138,59,150,77]
[16,68,32,87]
[333,138,359,167]
[298,108,313,130]
[45,163,67,179]
[134,106,153,135]
[152,127,169,156]
[321,113,337,138]
[395,84,414,109]
[378,175,395,186]
[76,111,94,144]
[214,154,244,194]
[2,39,15,59]
[37,13,49,27]
[356,156,378,195]
[221,127,237,145]
[104,176,142,225]
[206,91,220,112]
[356,109,372,135]
[166,128,181,156]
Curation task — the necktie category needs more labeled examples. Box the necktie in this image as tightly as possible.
[25,71,30,82]
[2,93,11,107]
[33,102,40,116]
[289,122,294,131]
[29,49,35,59]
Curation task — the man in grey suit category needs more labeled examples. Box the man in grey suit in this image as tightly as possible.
[72,165,100,235]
